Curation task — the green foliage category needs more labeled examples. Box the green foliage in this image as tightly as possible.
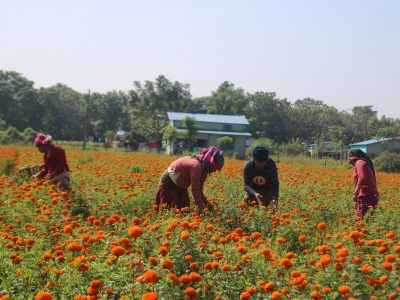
[0,118,7,130]
[21,127,37,144]
[129,75,192,141]
[103,130,115,141]
[0,126,24,144]
[374,152,400,173]
[245,138,275,158]
[182,116,198,150]
[0,157,16,175]
[216,136,233,151]
[282,139,304,156]
[207,81,248,115]
[3,68,400,148]
[131,164,143,173]
[162,125,178,142]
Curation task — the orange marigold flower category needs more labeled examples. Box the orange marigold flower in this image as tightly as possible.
[385,254,396,263]
[167,273,179,283]
[141,292,158,300]
[185,287,197,299]
[185,255,193,261]
[63,224,73,233]
[181,231,190,241]
[277,237,286,244]
[316,222,327,230]
[148,256,158,266]
[298,235,307,242]
[270,291,281,300]
[128,226,143,238]
[204,262,212,270]
[143,270,159,284]
[189,262,198,269]
[159,246,168,255]
[338,285,350,296]
[221,264,231,271]
[189,272,202,283]
[319,254,331,267]
[352,256,362,264]
[322,287,331,294]
[382,261,394,270]
[280,258,292,269]
[66,242,83,252]
[239,291,250,300]
[378,246,388,254]
[43,253,53,260]
[35,291,52,300]
[336,248,349,258]
[111,246,125,257]
[161,258,174,270]
[89,279,103,290]
[290,270,301,278]
[310,290,322,299]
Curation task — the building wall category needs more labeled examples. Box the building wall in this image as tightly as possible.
[351,141,400,157]
[174,120,246,132]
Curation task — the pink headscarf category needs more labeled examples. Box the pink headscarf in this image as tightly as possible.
[198,146,224,172]
[34,133,52,146]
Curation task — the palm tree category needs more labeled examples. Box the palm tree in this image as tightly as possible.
[183,116,198,151]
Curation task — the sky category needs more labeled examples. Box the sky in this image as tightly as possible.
[1,0,399,118]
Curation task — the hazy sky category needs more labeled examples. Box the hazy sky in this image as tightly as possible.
[2,1,399,118]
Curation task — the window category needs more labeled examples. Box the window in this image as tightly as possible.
[223,124,233,131]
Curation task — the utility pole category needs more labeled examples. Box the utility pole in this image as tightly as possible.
[82,89,90,150]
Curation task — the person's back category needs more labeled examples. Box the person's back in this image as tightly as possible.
[168,156,204,190]
[353,160,378,197]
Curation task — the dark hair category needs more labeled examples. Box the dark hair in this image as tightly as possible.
[349,149,376,178]
[252,145,269,161]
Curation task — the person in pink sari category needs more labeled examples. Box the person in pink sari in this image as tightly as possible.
[32,133,71,191]
[155,146,224,211]
[348,149,379,219]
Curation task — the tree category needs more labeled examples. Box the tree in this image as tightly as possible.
[0,71,41,130]
[289,98,341,142]
[162,125,179,149]
[37,84,85,140]
[182,117,198,150]
[129,75,192,142]
[352,106,378,140]
[328,126,347,159]
[207,81,248,115]
[246,91,291,142]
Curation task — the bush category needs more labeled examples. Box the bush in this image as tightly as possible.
[22,127,37,144]
[216,136,233,151]
[374,152,400,173]
[0,157,17,176]
[0,126,24,144]
[282,142,304,156]
[131,164,143,173]
[245,138,275,158]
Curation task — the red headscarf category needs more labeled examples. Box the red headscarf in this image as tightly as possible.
[198,146,224,172]
[34,133,52,146]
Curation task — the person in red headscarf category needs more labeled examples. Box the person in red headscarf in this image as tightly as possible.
[154,146,224,210]
[348,149,379,219]
[32,133,71,191]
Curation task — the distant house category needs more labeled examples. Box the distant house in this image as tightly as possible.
[306,141,337,157]
[348,138,400,157]
[166,112,252,157]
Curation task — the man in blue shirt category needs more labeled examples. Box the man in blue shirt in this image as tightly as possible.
[243,145,279,208]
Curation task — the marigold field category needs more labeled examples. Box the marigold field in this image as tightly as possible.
[1,145,400,300]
